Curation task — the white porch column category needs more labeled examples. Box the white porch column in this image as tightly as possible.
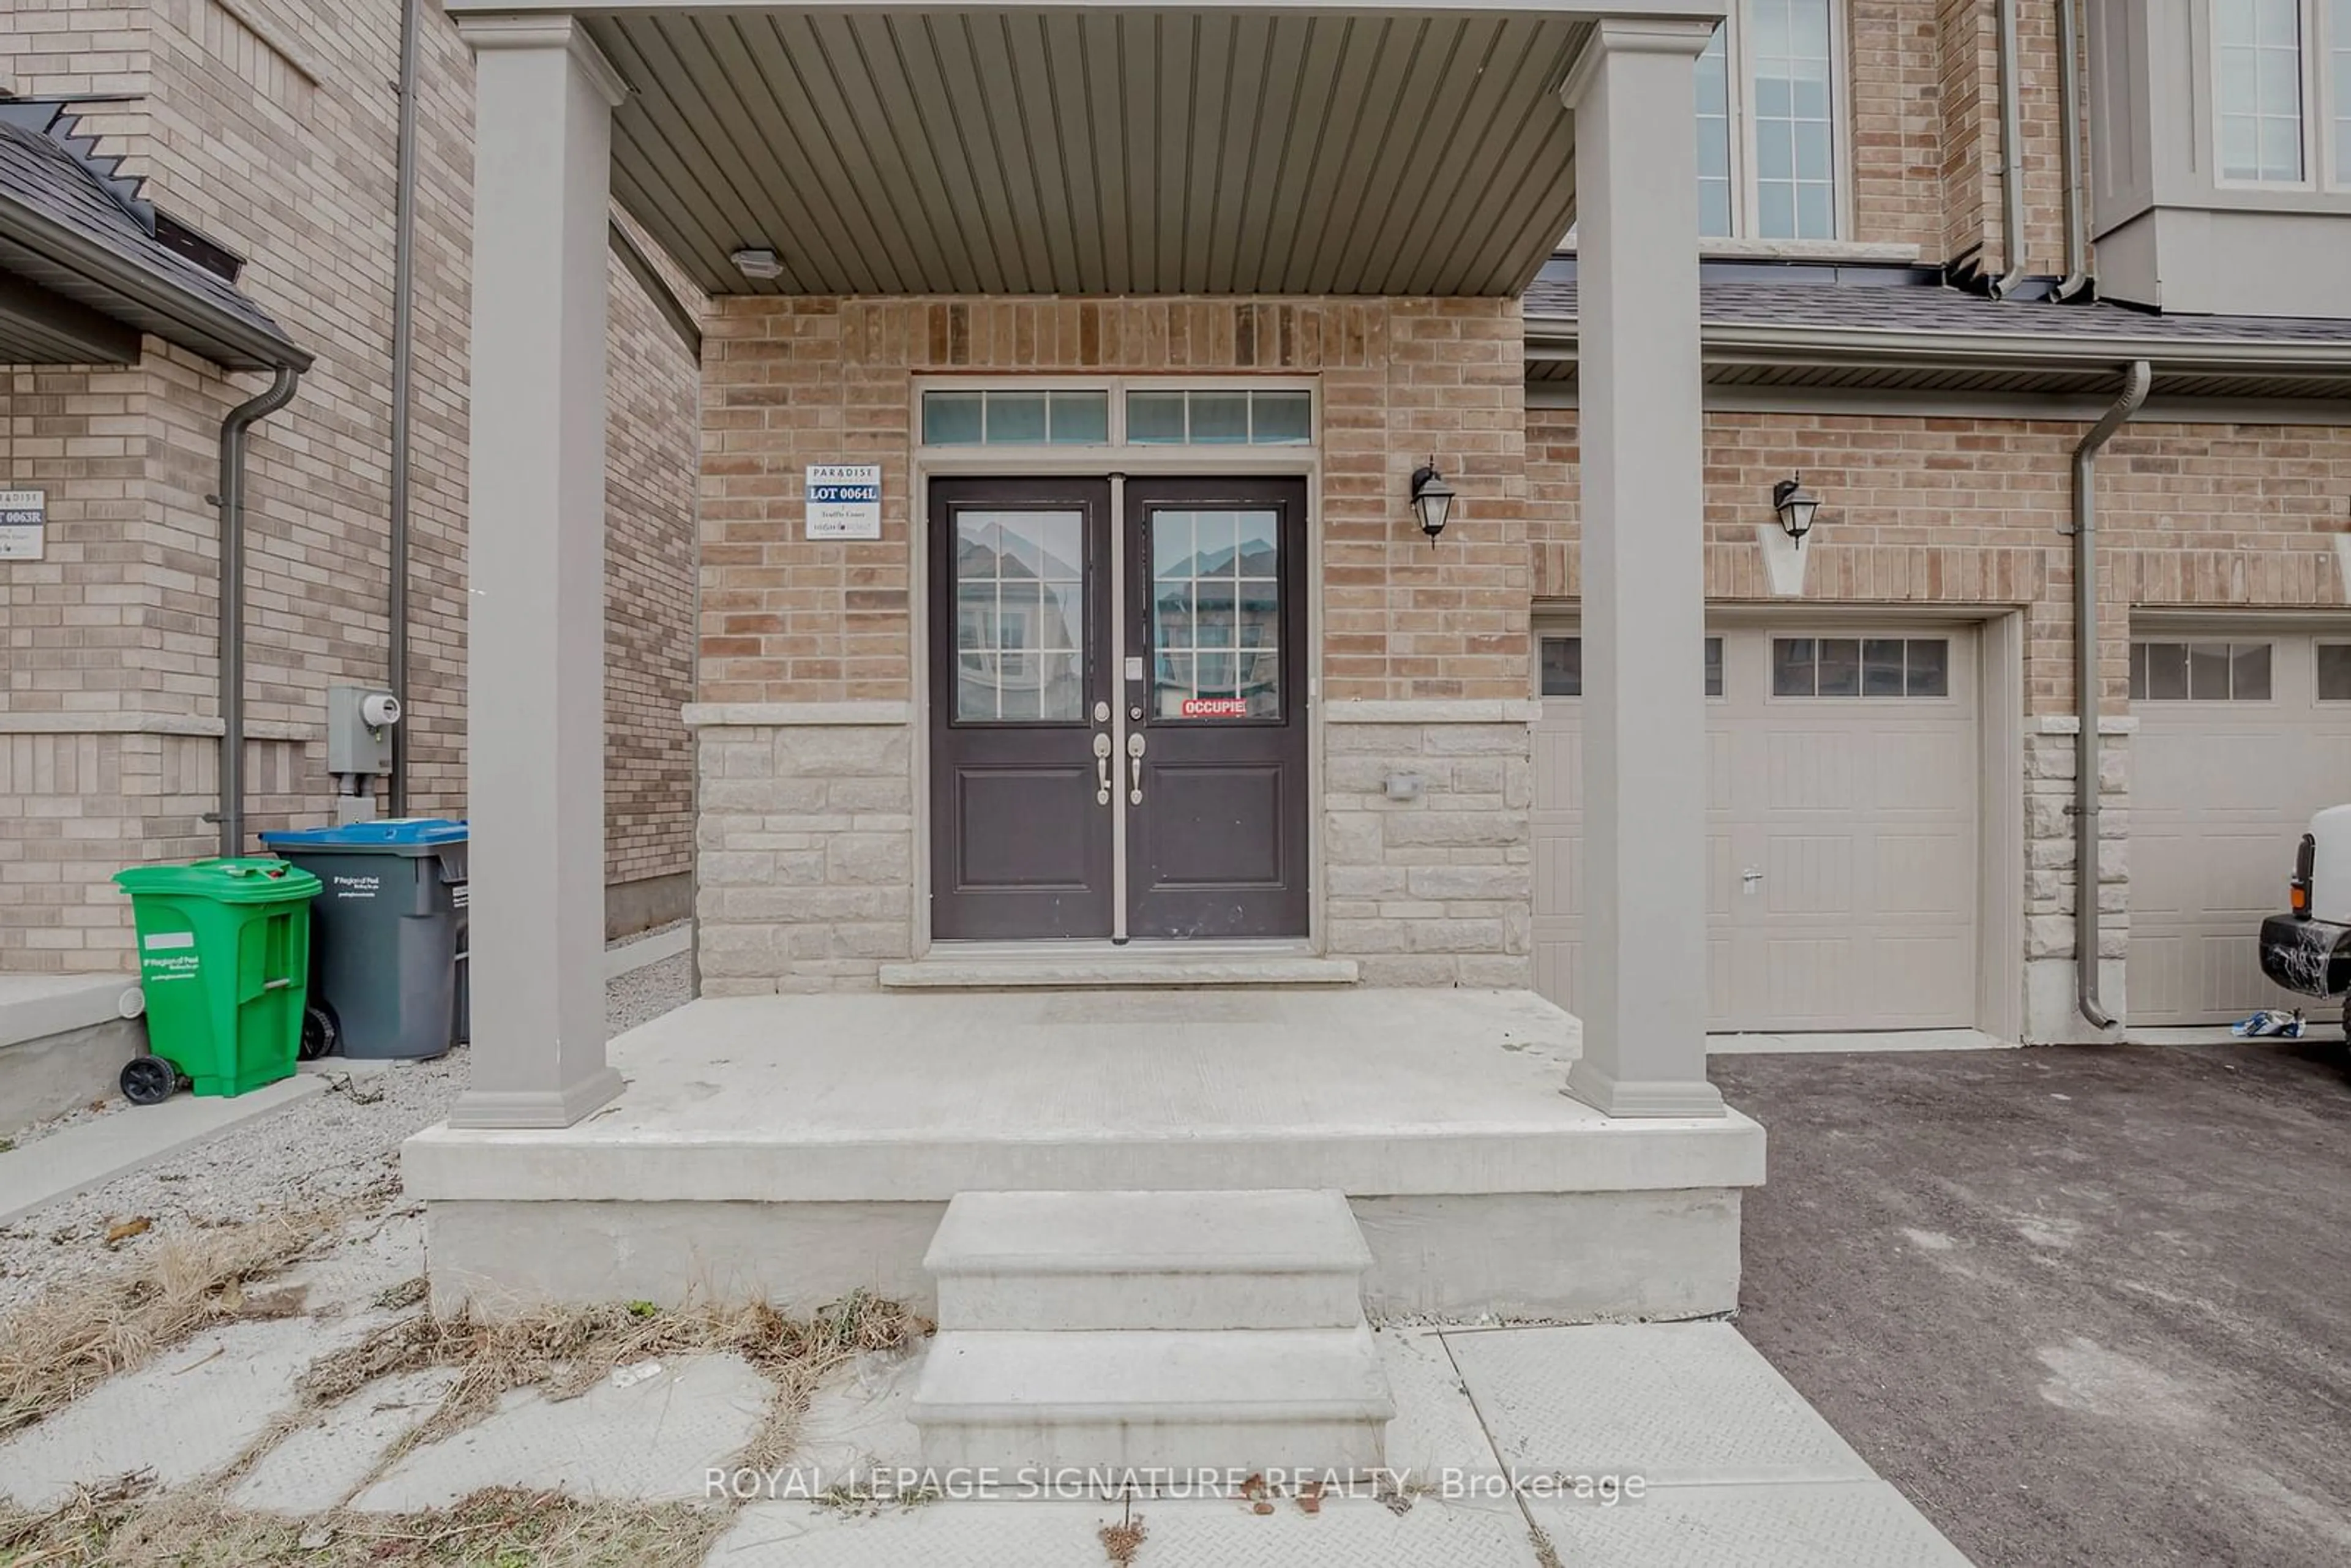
[1563,17,1727,1119]
[448,16,626,1129]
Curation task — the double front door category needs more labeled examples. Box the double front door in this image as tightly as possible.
[929,476,1309,942]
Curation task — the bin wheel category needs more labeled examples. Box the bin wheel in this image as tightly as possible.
[299,1002,340,1062]
[121,1056,180,1106]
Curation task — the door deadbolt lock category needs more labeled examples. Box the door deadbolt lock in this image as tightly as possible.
[1093,700,1111,723]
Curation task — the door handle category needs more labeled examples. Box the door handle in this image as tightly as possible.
[1741,867,1763,896]
[1127,731,1145,805]
[1093,732,1113,806]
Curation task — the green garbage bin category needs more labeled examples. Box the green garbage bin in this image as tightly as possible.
[111,857,320,1102]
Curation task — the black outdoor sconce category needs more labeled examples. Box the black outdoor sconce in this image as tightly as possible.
[1411,460,1457,547]
[1772,473,1821,543]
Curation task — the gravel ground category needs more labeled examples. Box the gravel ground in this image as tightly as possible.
[1718,1038,2351,1568]
[0,936,695,1318]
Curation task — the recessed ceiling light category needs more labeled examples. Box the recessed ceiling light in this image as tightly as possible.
[730,247,782,280]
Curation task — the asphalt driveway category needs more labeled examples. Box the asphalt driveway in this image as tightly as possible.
[1717,1038,2351,1568]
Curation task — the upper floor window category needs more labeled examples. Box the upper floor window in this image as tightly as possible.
[1698,0,1843,240]
[2214,0,2351,186]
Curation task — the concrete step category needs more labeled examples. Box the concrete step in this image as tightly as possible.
[927,1189,1372,1330]
[910,1326,1395,1475]
[876,955,1360,989]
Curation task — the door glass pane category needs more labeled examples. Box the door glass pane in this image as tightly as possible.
[2320,643,2351,702]
[1817,637,1861,696]
[1862,637,1905,696]
[2188,640,2233,699]
[1151,509,1281,718]
[1540,636,1583,697]
[2230,642,2273,699]
[2142,640,2189,700]
[1905,638,1951,697]
[954,511,1084,722]
[1772,637,1817,696]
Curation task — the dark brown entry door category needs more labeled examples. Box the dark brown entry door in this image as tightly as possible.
[928,479,1113,939]
[1124,478,1310,939]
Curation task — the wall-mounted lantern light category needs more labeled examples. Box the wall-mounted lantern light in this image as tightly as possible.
[1410,460,1457,547]
[1771,473,1821,543]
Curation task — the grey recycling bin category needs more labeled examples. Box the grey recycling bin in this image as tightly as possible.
[258,819,468,1060]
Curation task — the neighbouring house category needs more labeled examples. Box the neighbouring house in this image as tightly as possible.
[7,0,2351,1472]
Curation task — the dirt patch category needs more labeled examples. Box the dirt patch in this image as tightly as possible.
[0,1208,348,1439]
[301,1289,928,1476]
[0,1476,724,1567]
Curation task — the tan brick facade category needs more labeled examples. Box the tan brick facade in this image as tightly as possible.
[0,0,700,970]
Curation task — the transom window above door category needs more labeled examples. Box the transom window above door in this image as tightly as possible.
[1538,636,1725,698]
[1698,0,1845,240]
[2130,640,2275,702]
[1771,637,1949,697]
[917,382,1313,449]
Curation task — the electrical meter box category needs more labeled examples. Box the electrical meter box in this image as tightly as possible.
[326,686,400,775]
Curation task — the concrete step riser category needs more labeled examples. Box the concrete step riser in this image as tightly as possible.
[917,1416,1389,1477]
[935,1269,1367,1332]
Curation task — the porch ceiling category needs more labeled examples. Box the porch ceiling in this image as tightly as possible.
[573,5,1594,298]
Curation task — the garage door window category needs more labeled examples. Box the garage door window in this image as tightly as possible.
[2129,640,2273,702]
[1771,636,1949,697]
[1539,636,1723,697]
[2319,643,2351,701]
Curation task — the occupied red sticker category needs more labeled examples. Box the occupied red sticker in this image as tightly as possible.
[1180,697,1250,718]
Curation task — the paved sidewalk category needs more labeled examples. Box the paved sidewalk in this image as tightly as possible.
[0,1231,1970,1568]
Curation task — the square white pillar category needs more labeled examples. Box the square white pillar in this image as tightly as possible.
[448,17,626,1129]
[1564,17,1727,1119]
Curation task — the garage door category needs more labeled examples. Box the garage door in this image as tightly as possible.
[2128,631,2351,1025]
[1533,624,1980,1032]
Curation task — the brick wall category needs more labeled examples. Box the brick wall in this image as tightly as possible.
[0,0,702,969]
[700,296,1528,705]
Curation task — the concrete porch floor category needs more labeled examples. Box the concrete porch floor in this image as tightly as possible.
[405,989,1764,1321]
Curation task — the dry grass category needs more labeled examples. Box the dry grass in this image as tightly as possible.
[301,1289,927,1473]
[1098,1510,1148,1564]
[0,1482,725,1567]
[0,1209,348,1440]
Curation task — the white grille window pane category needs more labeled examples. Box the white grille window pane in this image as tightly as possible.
[2319,643,2351,701]
[1189,393,1250,443]
[984,392,1047,443]
[2187,641,2233,700]
[2217,0,2304,181]
[2336,0,2351,179]
[1129,391,1187,443]
[1751,0,1839,239]
[2230,642,2273,700]
[1046,391,1109,443]
[1250,391,1312,444]
[1697,27,1734,237]
[923,391,984,445]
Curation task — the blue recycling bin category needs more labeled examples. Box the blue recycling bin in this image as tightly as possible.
[257,819,468,1060]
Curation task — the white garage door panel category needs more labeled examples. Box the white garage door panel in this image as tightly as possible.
[1531,625,1980,1033]
[2128,631,2351,1026]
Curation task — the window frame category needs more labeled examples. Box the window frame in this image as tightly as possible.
[2126,639,2279,703]
[1534,634,1727,701]
[1698,0,1856,243]
[1765,634,1956,702]
[2314,640,2351,701]
[2208,0,2351,192]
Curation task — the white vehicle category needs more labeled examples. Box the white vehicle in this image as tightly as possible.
[2259,804,2351,1035]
